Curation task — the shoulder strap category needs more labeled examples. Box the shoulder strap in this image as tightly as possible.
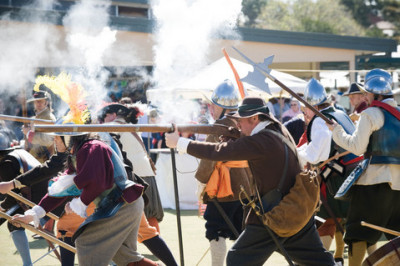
[370,100,400,121]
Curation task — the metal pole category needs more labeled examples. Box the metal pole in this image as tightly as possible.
[170,148,184,266]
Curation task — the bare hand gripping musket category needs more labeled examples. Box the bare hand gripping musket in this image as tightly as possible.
[0,114,54,124]
[7,191,59,221]
[34,123,241,139]
[0,210,76,253]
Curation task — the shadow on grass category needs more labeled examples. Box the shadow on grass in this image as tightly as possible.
[29,238,51,249]
[163,209,199,217]
[142,253,158,261]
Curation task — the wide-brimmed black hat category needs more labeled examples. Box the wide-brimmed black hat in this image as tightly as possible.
[343,83,364,96]
[27,90,51,103]
[228,96,270,118]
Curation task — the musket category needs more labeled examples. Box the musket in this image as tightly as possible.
[0,210,76,253]
[0,114,54,125]
[239,185,294,266]
[7,191,59,221]
[232,47,333,125]
[361,221,400,237]
[34,124,241,139]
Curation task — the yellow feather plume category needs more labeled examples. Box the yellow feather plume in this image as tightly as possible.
[34,73,90,124]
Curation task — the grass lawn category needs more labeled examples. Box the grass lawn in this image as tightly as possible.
[0,209,388,265]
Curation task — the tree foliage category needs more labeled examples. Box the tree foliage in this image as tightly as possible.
[241,0,268,27]
[255,0,365,36]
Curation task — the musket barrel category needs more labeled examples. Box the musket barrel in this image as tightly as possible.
[34,124,174,133]
[34,124,241,138]
[0,114,54,124]
[0,210,76,253]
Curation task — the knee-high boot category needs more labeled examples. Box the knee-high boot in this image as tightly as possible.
[210,237,227,266]
[11,230,32,266]
[142,235,177,266]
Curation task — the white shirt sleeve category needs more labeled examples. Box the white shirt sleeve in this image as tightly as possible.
[297,117,332,165]
[24,205,46,228]
[332,108,383,156]
[69,197,88,218]
[176,137,192,154]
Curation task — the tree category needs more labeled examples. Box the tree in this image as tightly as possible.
[256,0,365,36]
[241,0,268,27]
[340,0,374,27]
[378,0,400,41]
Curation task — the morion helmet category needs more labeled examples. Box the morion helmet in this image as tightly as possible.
[211,80,240,110]
[365,69,393,85]
[303,78,329,106]
[363,76,392,96]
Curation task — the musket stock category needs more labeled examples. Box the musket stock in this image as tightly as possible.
[34,124,241,139]
[0,210,76,253]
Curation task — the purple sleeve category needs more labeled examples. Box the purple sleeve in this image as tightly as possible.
[38,194,67,213]
[73,140,114,205]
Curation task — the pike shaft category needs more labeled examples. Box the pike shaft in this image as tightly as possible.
[232,47,333,125]
[0,210,76,253]
[8,191,59,221]
[0,114,54,124]
[361,221,400,237]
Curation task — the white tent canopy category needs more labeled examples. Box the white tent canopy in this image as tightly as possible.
[147,57,307,103]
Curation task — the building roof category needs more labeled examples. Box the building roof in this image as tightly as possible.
[0,3,397,54]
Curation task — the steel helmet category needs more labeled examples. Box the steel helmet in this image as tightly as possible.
[365,69,393,84]
[303,78,329,106]
[363,76,392,95]
[211,80,240,109]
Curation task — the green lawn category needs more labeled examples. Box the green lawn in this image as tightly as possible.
[0,209,387,265]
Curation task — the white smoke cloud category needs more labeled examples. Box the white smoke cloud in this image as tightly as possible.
[62,0,116,111]
[151,0,242,87]
[149,0,242,123]
[0,0,118,117]
[0,0,60,90]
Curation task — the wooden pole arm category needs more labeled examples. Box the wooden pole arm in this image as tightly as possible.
[7,191,59,221]
[361,221,400,237]
[0,114,54,124]
[0,210,76,253]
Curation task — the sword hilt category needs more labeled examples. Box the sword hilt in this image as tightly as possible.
[239,185,262,216]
